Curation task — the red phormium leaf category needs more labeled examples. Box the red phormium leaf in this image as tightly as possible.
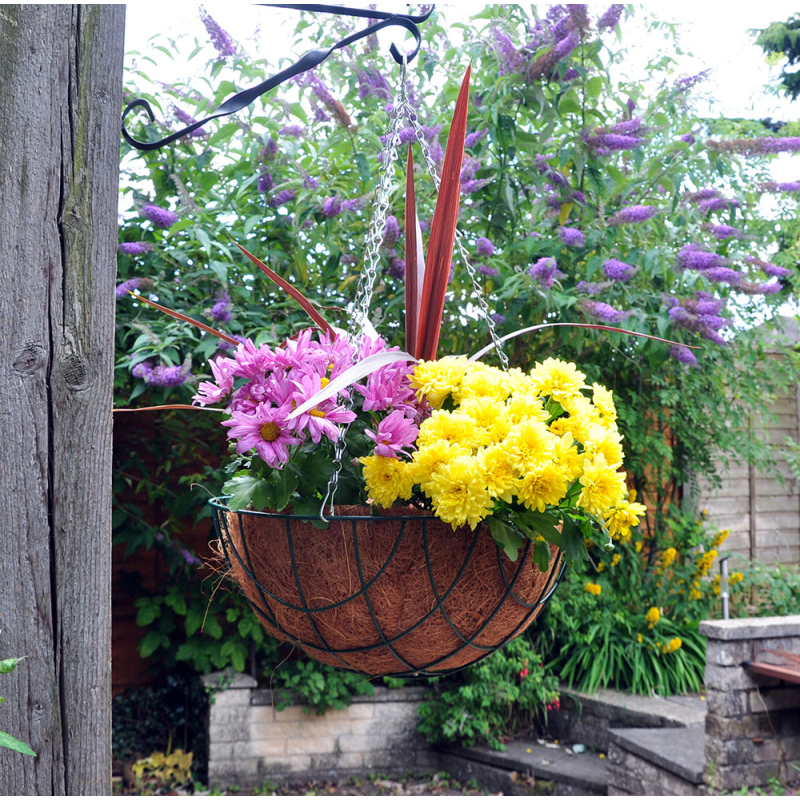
[405,146,419,356]
[230,238,334,337]
[129,292,239,345]
[415,65,471,362]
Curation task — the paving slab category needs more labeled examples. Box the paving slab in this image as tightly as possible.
[608,726,706,784]
[438,740,608,794]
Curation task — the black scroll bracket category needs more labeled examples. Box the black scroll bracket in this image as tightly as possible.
[121,4,435,152]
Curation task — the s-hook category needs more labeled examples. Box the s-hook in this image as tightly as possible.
[121,4,435,152]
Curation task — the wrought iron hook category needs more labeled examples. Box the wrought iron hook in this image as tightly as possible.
[121,4,435,152]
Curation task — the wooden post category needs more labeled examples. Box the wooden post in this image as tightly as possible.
[0,5,124,794]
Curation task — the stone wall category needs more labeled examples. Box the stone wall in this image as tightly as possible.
[202,672,437,789]
[701,616,800,792]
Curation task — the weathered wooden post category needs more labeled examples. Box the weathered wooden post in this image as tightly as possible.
[0,5,124,794]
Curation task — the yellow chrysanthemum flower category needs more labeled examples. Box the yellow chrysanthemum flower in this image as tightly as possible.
[553,433,582,480]
[360,455,415,508]
[428,455,494,530]
[662,637,682,654]
[603,499,647,540]
[478,445,519,503]
[457,365,509,404]
[505,419,557,472]
[504,367,538,397]
[410,357,469,409]
[516,461,570,513]
[730,571,744,585]
[584,424,624,469]
[577,454,628,516]
[417,410,481,450]
[411,440,472,494]
[559,393,600,426]
[506,393,549,425]
[529,358,588,403]
[459,397,508,446]
[645,607,660,628]
[591,382,617,422]
[583,582,602,596]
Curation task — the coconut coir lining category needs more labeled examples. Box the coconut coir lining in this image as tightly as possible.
[223,505,561,675]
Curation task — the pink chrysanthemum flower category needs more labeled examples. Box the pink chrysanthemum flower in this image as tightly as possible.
[366,410,419,458]
[222,403,301,469]
[192,356,235,406]
[232,339,275,380]
[290,372,356,444]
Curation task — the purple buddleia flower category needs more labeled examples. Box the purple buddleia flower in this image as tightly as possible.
[279,124,305,138]
[547,5,570,39]
[747,256,791,278]
[465,128,489,148]
[429,140,444,167]
[759,180,800,192]
[268,190,296,208]
[172,105,206,136]
[586,133,642,151]
[528,257,564,289]
[577,281,610,295]
[134,359,192,387]
[141,204,178,229]
[200,9,236,58]
[680,133,696,144]
[462,178,493,194]
[115,277,152,298]
[684,188,718,202]
[674,70,711,93]
[706,137,800,156]
[569,5,589,29]
[302,174,319,190]
[704,267,742,286]
[626,98,636,114]
[677,245,727,271]
[477,264,500,277]
[322,196,343,218]
[608,117,643,135]
[597,4,624,31]
[261,137,278,161]
[387,255,405,280]
[739,280,783,296]
[257,172,274,193]
[476,237,495,257]
[699,197,739,213]
[491,313,505,325]
[608,205,658,225]
[313,105,331,123]
[670,345,698,366]
[210,291,233,323]
[461,157,480,182]
[579,299,629,323]
[707,224,743,239]
[382,216,400,249]
[528,28,579,80]
[180,549,202,567]
[603,258,636,281]
[343,196,366,212]
[492,26,526,75]
[563,67,579,81]
[118,242,153,257]
[356,67,391,101]
[558,227,585,247]
[668,294,730,344]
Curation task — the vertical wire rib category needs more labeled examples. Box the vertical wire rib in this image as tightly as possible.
[350,519,417,672]
[284,517,353,670]
[235,511,281,629]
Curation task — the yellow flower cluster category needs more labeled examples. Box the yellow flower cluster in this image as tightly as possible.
[610,553,621,567]
[584,582,603,595]
[710,529,730,550]
[695,548,717,579]
[712,570,744,595]
[661,547,677,568]
[361,357,646,532]
[661,637,682,654]
[645,606,661,628]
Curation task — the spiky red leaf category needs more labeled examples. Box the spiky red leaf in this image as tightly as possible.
[129,292,239,345]
[405,146,419,355]
[415,65,471,362]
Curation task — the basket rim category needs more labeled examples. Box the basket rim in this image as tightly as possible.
[209,496,439,522]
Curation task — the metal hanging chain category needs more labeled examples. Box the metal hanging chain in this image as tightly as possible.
[122,5,434,152]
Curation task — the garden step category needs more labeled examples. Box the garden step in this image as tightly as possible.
[607,726,707,796]
[549,687,706,751]
[438,740,608,796]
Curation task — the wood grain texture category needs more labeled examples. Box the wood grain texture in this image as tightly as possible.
[0,5,124,794]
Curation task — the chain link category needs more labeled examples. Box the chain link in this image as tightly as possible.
[321,60,508,517]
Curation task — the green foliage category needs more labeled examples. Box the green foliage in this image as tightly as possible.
[0,653,35,757]
[417,637,558,750]
[132,749,194,795]
[755,14,800,100]
[274,661,375,715]
[726,560,800,618]
[541,508,726,695]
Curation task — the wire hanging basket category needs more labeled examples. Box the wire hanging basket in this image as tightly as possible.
[212,499,564,676]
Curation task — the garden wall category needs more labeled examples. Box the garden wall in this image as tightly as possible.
[202,673,437,787]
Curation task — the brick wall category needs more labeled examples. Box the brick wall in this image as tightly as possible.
[701,616,800,791]
[202,672,437,788]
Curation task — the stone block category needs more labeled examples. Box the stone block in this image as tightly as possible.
[203,670,258,692]
[209,742,236,762]
[607,742,705,796]
[699,616,800,641]
[210,689,254,707]
[705,736,789,767]
[250,721,309,741]
[210,705,255,726]
[705,664,780,692]
[249,738,287,758]
[336,751,365,770]
[706,640,753,667]
[706,761,789,792]
[749,686,800,714]
[285,736,337,756]
[705,689,748,718]
[437,751,514,795]
[211,720,250,743]
[752,638,800,659]
[338,734,385,754]
[342,703,374,720]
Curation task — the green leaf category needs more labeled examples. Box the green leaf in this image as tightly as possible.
[223,474,272,512]
[558,89,582,116]
[0,657,24,674]
[560,515,586,561]
[586,76,604,99]
[486,517,522,561]
[0,731,36,756]
[533,539,551,571]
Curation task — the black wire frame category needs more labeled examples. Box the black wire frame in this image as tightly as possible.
[210,497,567,678]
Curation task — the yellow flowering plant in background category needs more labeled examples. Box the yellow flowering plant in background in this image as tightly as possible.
[360,355,645,567]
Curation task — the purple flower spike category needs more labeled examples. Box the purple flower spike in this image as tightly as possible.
[200,9,236,58]
[684,188,718,203]
[699,197,739,213]
[587,133,642,152]
[257,172,274,193]
[677,245,728,271]
[279,124,305,138]
[387,255,405,280]
[608,205,658,225]
[579,299,629,324]
[210,291,233,323]
[680,133,696,144]
[759,180,800,193]
[603,258,636,281]
[465,129,489,148]
[577,281,610,296]
[670,345,698,366]
[674,70,711,93]
[706,137,800,156]
[141,204,178,229]
[747,256,791,278]
[704,267,742,286]
[491,313,505,325]
[383,216,400,249]
[476,237,495,257]
[708,224,742,240]
[118,242,153,256]
[597,4,624,30]
[261,137,278,160]
[115,277,152,298]
[528,257,564,289]
[559,227,585,247]
[269,190,296,208]
[477,264,500,277]
[322,196,343,218]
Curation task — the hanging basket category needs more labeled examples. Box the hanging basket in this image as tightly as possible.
[211,498,564,677]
